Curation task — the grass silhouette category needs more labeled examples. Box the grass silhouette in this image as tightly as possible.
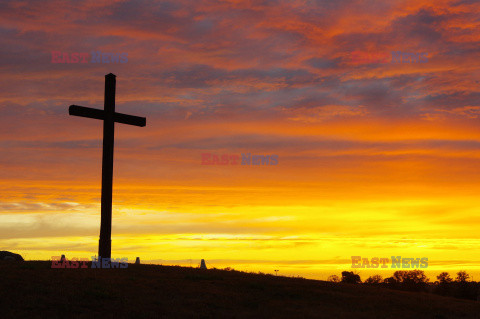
[1,261,479,318]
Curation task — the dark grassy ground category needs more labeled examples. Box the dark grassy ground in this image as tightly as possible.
[1,261,479,318]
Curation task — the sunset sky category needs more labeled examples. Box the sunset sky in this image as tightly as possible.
[1,0,480,280]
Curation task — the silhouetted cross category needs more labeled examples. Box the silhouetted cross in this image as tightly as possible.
[69,73,146,259]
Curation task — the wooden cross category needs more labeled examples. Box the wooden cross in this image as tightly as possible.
[69,73,146,259]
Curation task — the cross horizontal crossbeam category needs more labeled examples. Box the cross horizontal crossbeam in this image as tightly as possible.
[69,105,146,127]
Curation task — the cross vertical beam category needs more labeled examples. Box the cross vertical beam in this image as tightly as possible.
[99,73,116,259]
[68,73,146,262]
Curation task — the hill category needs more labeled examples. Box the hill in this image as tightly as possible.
[1,261,479,318]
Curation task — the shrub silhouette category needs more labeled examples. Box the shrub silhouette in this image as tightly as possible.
[364,274,383,285]
[327,275,340,283]
[331,269,479,302]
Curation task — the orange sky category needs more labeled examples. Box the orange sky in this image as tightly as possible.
[1,0,480,280]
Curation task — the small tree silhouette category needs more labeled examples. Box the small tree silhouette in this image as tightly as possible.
[341,271,361,284]
[389,270,429,291]
[434,272,454,296]
[456,271,470,283]
[437,272,453,284]
[453,271,476,299]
